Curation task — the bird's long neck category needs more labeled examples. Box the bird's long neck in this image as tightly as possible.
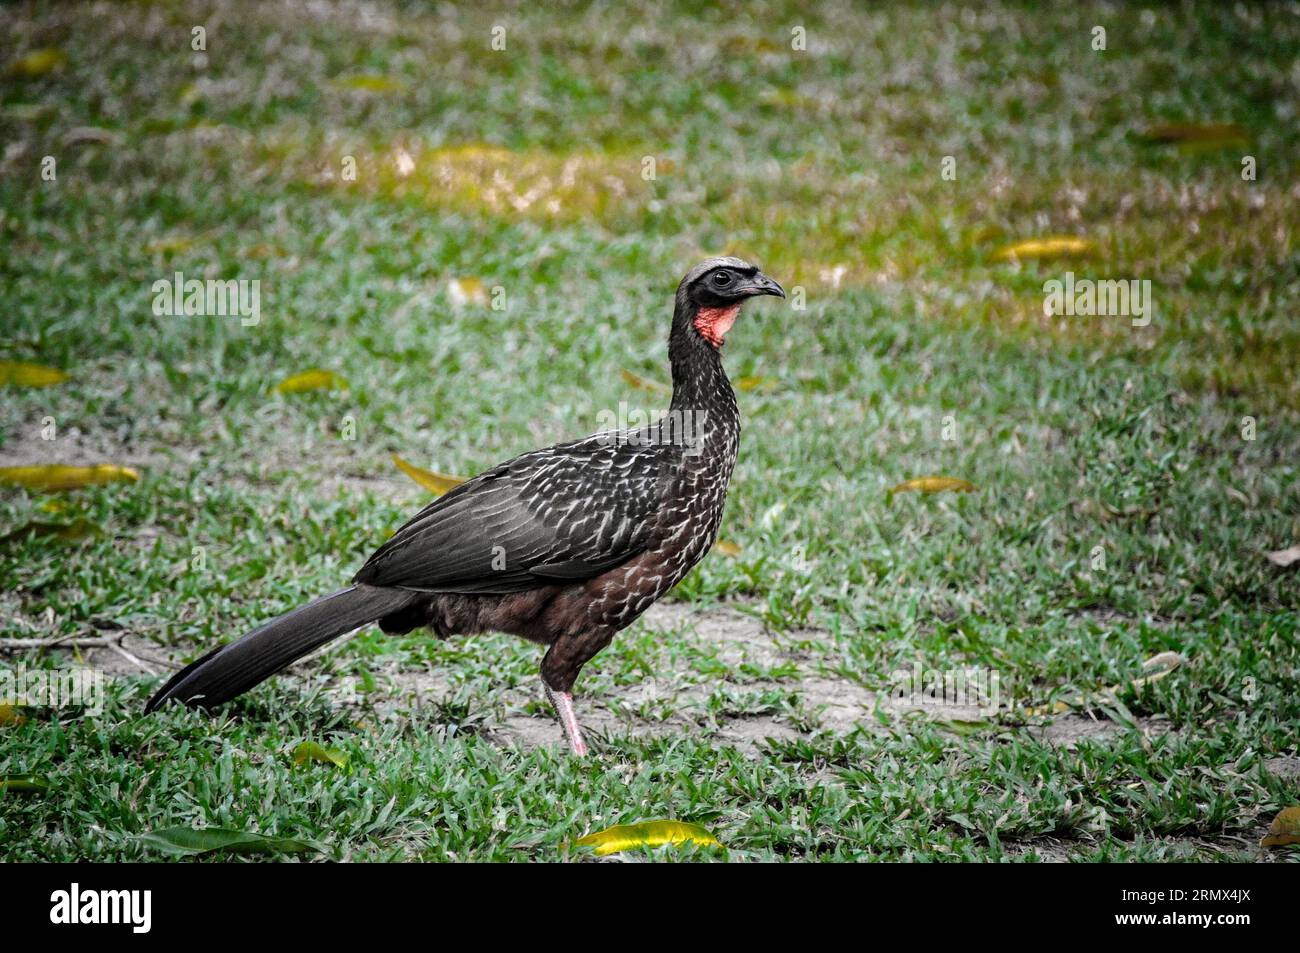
[667,300,736,417]
[663,299,740,477]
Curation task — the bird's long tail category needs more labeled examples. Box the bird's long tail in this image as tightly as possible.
[145,585,418,712]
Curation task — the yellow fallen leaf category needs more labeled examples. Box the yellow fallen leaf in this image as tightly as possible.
[714,540,742,557]
[332,74,405,93]
[0,361,69,388]
[6,48,67,78]
[447,277,488,307]
[145,235,194,255]
[275,369,348,393]
[391,454,467,495]
[891,476,977,495]
[1142,122,1248,150]
[1265,545,1300,568]
[0,464,139,492]
[992,237,1094,262]
[573,819,720,856]
[735,375,776,392]
[1261,806,1300,848]
[0,704,25,727]
[621,369,668,393]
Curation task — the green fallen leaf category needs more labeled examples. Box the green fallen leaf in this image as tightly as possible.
[572,819,720,856]
[136,827,317,857]
[1,774,49,793]
[1,518,103,544]
[292,741,350,769]
[936,719,992,736]
[1140,122,1248,151]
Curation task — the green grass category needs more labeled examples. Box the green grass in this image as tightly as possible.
[1,0,1297,861]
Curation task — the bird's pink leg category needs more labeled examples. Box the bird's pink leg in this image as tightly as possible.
[544,681,588,757]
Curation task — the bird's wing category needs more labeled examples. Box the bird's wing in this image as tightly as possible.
[353,433,683,593]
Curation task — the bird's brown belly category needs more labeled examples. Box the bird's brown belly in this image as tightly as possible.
[411,530,712,648]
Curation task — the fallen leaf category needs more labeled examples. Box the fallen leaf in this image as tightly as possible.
[239,243,286,260]
[890,476,977,495]
[6,48,67,78]
[4,102,56,122]
[391,454,467,495]
[0,360,69,388]
[573,819,720,856]
[275,369,348,393]
[1126,651,1183,691]
[936,719,992,736]
[1023,699,1073,717]
[0,705,26,727]
[144,235,194,255]
[992,236,1094,262]
[735,375,776,392]
[1265,545,1300,568]
[447,277,488,307]
[714,540,743,557]
[1026,652,1185,717]
[1,518,103,544]
[0,773,47,792]
[292,741,349,769]
[1261,806,1300,848]
[1141,122,1248,150]
[61,126,122,148]
[621,369,668,393]
[136,827,317,857]
[332,74,406,93]
[0,464,140,492]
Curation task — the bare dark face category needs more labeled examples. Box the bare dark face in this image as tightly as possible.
[687,264,786,308]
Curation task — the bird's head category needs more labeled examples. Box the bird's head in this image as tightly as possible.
[675,256,785,348]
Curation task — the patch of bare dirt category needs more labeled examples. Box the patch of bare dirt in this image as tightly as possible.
[13,597,1176,763]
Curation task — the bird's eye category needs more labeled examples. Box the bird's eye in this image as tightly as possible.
[713,271,732,285]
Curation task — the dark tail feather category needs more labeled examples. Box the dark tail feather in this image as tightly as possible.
[145,585,417,712]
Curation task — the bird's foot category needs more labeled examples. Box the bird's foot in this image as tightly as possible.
[543,682,588,757]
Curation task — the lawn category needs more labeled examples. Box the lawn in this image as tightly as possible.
[1,0,1297,861]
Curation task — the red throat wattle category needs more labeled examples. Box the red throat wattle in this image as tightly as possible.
[694,304,741,347]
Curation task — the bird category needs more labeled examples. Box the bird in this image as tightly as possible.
[147,257,785,755]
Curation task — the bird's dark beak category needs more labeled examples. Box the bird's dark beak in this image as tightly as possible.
[749,272,785,299]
